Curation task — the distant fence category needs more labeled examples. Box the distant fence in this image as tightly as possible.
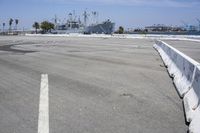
[0,30,33,35]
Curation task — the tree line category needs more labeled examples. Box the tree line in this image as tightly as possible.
[1,18,19,32]
[1,19,54,34]
[33,21,54,34]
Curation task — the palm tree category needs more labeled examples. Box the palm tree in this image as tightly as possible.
[15,19,19,30]
[9,18,13,32]
[33,22,40,34]
[3,23,5,32]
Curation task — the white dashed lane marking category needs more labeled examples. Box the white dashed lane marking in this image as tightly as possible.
[38,74,49,133]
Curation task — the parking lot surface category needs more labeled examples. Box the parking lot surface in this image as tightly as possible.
[164,40,200,63]
[0,36,187,133]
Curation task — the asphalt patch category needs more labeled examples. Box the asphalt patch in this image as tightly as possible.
[120,93,133,98]
[0,44,36,54]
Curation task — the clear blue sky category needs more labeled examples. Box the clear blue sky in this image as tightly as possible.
[0,0,200,29]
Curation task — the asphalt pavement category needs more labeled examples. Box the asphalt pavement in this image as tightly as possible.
[0,36,187,133]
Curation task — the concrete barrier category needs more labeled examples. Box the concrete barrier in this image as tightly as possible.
[154,41,198,97]
[189,106,200,133]
[184,66,200,122]
[154,40,200,133]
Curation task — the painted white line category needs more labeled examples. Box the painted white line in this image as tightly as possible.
[38,74,49,133]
